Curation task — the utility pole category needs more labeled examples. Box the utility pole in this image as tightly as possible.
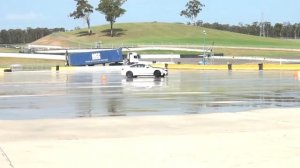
[260,13,266,37]
[202,30,207,64]
[203,30,206,55]
[294,24,299,39]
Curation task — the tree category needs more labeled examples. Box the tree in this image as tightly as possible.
[96,0,127,37]
[0,28,63,44]
[0,30,10,44]
[274,23,283,37]
[70,0,94,35]
[180,0,205,25]
[293,23,300,39]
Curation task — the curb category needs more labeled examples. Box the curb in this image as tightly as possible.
[153,64,300,71]
[51,66,76,72]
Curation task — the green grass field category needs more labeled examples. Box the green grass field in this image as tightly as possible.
[213,48,300,57]
[31,22,300,57]
[0,48,20,53]
[34,22,300,48]
[0,57,64,68]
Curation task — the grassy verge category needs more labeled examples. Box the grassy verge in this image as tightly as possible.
[0,57,64,68]
[213,48,300,57]
[0,48,20,53]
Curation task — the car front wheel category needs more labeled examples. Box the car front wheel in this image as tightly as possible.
[126,71,133,78]
[154,70,161,78]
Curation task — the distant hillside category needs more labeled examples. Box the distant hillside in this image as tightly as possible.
[32,22,300,56]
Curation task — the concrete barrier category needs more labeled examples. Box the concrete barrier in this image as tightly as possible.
[0,69,3,79]
[264,64,300,70]
[153,64,300,71]
[51,66,76,72]
[51,64,300,73]
[153,64,228,70]
[51,65,123,72]
[0,68,4,74]
[233,64,260,70]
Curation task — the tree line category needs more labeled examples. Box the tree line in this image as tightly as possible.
[180,0,300,39]
[0,28,65,44]
[199,21,300,39]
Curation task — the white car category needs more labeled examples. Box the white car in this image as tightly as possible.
[121,64,168,78]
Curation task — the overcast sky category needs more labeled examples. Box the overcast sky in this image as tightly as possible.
[0,0,299,29]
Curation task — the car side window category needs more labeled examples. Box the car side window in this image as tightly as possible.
[130,64,147,68]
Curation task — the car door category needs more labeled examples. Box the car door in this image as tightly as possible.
[130,64,144,76]
[130,64,139,76]
[137,64,148,76]
[143,64,154,76]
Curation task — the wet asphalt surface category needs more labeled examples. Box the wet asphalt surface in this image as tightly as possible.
[0,70,300,120]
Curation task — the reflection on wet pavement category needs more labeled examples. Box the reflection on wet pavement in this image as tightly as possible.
[0,70,299,119]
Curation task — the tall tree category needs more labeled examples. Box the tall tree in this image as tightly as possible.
[274,23,283,37]
[96,0,127,37]
[293,23,300,39]
[264,22,271,37]
[0,30,9,44]
[180,0,205,25]
[70,0,94,35]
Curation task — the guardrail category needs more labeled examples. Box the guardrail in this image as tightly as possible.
[0,68,5,74]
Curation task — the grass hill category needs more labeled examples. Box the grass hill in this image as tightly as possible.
[33,22,300,56]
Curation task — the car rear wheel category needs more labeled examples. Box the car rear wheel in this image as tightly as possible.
[154,70,161,78]
[126,71,133,78]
